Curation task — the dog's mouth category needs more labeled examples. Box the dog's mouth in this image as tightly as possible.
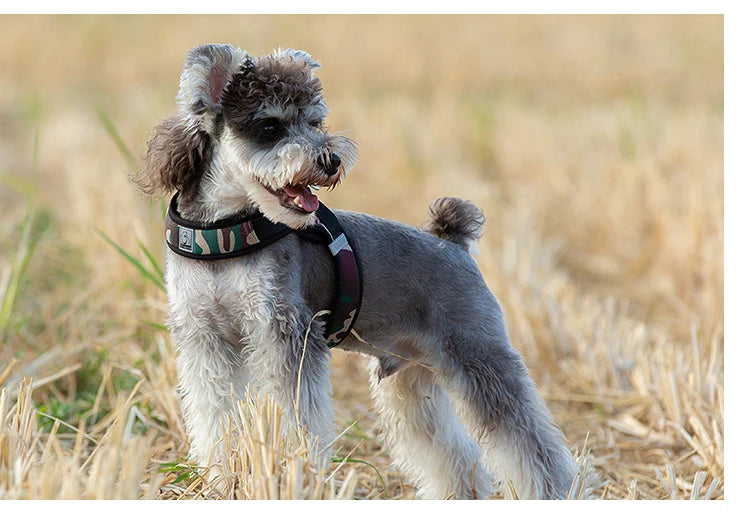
[263,183,320,214]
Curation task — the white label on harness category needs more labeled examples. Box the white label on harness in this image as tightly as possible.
[178,226,194,252]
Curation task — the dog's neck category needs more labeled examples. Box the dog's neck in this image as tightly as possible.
[175,191,260,224]
[175,160,261,224]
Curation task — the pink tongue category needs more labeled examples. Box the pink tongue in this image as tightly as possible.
[282,186,319,213]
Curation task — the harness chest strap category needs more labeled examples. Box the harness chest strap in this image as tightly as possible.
[164,193,362,347]
[302,203,363,347]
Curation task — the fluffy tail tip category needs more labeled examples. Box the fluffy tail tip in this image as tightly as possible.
[424,197,485,253]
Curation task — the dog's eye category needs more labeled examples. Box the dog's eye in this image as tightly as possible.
[262,121,279,132]
[254,118,286,143]
[309,119,324,128]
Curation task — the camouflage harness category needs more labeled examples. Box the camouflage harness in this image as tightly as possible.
[165,193,362,348]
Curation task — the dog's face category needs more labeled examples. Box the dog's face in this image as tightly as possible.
[140,45,357,228]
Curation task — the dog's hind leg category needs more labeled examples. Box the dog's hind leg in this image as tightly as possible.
[443,329,577,499]
[368,358,494,499]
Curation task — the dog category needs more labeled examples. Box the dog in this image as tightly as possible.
[136,44,577,499]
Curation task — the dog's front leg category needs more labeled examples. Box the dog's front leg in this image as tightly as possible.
[172,326,248,470]
[244,309,336,464]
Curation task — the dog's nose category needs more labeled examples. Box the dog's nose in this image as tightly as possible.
[319,153,341,177]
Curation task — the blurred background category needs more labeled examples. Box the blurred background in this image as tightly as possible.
[0,15,723,499]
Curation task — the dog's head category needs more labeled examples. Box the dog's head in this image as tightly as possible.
[138,44,357,228]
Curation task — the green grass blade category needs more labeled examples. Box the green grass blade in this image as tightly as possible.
[0,132,41,342]
[0,210,37,341]
[96,107,137,169]
[138,241,164,281]
[0,172,36,197]
[142,320,168,332]
[96,229,166,292]
[342,420,371,440]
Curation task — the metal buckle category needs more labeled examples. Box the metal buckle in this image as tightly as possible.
[328,233,348,256]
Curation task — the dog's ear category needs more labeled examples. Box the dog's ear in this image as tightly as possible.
[135,115,213,198]
[177,44,249,123]
[134,45,247,198]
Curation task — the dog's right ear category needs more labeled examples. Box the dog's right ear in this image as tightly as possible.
[135,45,247,197]
[177,44,248,126]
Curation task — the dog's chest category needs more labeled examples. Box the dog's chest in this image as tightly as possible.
[166,254,278,344]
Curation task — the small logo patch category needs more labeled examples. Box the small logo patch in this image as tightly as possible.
[178,226,194,252]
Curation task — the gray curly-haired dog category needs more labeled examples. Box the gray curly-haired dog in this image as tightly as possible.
[137,44,577,499]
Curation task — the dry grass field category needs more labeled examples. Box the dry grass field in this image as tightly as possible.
[0,15,723,500]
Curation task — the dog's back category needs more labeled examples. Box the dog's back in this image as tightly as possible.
[327,207,501,341]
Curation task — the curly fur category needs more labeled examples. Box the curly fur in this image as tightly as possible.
[424,197,486,252]
[135,116,213,200]
[221,52,325,129]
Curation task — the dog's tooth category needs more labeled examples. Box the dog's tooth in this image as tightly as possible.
[310,185,321,191]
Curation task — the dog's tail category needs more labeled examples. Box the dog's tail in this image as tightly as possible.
[424,197,485,253]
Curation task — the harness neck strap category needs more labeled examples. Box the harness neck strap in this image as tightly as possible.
[165,193,362,348]
[165,194,293,259]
